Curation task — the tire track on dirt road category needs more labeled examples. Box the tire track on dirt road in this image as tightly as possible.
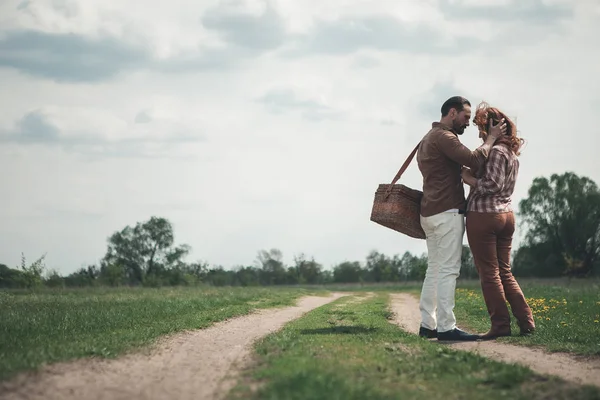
[389,293,600,388]
[0,293,348,400]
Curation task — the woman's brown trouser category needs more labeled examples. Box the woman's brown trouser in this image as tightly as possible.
[465,211,535,332]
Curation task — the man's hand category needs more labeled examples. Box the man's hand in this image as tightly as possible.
[488,118,507,139]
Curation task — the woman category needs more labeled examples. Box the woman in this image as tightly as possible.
[461,101,535,340]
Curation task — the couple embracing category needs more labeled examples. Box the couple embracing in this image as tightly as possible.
[416,96,535,341]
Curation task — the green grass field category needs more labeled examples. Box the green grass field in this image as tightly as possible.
[1,280,599,398]
[326,278,600,356]
[0,286,325,381]
[452,279,600,355]
[229,292,600,400]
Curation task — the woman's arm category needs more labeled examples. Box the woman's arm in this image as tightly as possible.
[461,167,478,187]
[472,146,508,195]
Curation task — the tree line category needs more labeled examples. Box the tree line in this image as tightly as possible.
[0,247,441,289]
[1,172,599,289]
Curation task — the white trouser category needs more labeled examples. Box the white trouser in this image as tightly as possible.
[419,211,465,333]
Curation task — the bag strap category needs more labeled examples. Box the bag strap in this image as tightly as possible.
[385,141,421,196]
[390,141,421,185]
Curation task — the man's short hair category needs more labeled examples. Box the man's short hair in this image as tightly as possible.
[441,96,471,117]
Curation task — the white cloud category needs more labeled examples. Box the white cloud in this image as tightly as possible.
[0,0,222,55]
[0,0,598,274]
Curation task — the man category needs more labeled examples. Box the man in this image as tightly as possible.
[416,96,506,341]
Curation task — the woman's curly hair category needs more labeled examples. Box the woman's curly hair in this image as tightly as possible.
[473,101,525,156]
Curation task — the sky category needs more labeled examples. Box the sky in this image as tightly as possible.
[0,0,599,275]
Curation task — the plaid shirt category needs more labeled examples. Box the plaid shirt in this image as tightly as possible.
[467,144,518,213]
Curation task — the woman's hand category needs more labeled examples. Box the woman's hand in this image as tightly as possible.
[461,166,470,178]
[461,167,477,187]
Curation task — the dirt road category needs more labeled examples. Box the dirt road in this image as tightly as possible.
[0,293,347,400]
[389,293,600,388]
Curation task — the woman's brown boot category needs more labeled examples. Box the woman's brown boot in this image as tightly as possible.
[480,327,511,340]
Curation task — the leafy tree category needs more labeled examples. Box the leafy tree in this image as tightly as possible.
[185,261,209,280]
[365,250,387,282]
[101,216,191,285]
[233,266,260,286]
[293,253,323,284]
[397,252,414,281]
[518,172,600,277]
[0,263,26,288]
[44,269,64,288]
[320,269,334,284]
[383,254,404,282]
[204,266,235,286]
[460,245,478,279]
[99,262,126,286]
[64,265,100,287]
[333,261,363,283]
[399,251,427,281]
[18,253,46,289]
[0,254,46,289]
[365,250,403,282]
[255,249,287,285]
[512,242,564,278]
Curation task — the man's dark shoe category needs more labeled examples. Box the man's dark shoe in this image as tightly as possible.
[419,326,437,338]
[437,328,481,341]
